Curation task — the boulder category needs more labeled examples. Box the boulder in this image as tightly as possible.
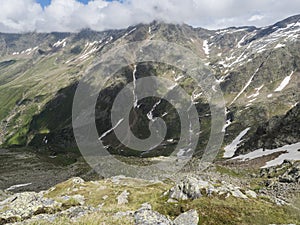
[230,189,248,199]
[134,208,172,225]
[173,209,199,225]
[117,190,130,205]
[245,190,257,198]
[71,177,85,185]
[169,177,209,200]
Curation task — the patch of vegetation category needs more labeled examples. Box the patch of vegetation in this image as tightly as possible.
[41,176,300,225]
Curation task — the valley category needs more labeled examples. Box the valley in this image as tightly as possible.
[0,14,299,224]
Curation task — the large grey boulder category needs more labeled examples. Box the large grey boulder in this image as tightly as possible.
[169,177,209,200]
[134,207,200,225]
[134,208,173,225]
[173,209,199,225]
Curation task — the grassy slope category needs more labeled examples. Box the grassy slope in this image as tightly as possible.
[35,173,300,225]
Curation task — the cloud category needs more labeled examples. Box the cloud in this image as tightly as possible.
[0,0,299,33]
[248,15,264,22]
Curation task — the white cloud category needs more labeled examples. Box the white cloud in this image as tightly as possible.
[248,15,264,22]
[0,0,299,32]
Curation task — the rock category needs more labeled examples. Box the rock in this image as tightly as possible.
[61,206,97,220]
[169,176,256,201]
[169,177,208,200]
[60,194,85,206]
[230,189,248,199]
[98,203,104,209]
[114,211,135,219]
[0,192,61,224]
[245,190,257,198]
[140,202,152,210]
[173,209,199,225]
[71,177,85,185]
[11,206,98,224]
[279,161,300,183]
[260,160,300,183]
[111,175,126,184]
[117,190,130,205]
[167,198,178,203]
[274,198,286,206]
[134,208,172,225]
[0,190,10,202]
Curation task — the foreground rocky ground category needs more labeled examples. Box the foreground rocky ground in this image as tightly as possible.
[0,159,299,225]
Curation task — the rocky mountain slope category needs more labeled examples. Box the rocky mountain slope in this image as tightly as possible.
[0,15,299,167]
[0,161,299,225]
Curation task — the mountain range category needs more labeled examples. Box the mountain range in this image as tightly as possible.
[0,14,299,166]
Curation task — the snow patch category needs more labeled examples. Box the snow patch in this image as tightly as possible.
[232,142,300,168]
[275,43,285,49]
[6,183,32,191]
[147,100,161,121]
[203,40,210,55]
[174,74,184,82]
[124,28,136,37]
[248,98,257,103]
[132,65,138,108]
[274,71,294,92]
[98,118,124,140]
[53,39,67,48]
[223,128,251,158]
[230,68,260,105]
[222,119,232,132]
[247,85,264,99]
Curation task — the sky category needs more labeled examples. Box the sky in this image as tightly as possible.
[0,0,299,33]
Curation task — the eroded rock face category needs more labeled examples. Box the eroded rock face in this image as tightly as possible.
[237,104,300,155]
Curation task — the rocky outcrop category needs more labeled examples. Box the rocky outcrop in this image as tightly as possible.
[10,206,98,225]
[168,176,257,201]
[134,205,199,225]
[279,161,300,183]
[260,160,300,183]
[134,208,173,225]
[237,104,300,155]
[0,192,61,224]
[0,182,92,225]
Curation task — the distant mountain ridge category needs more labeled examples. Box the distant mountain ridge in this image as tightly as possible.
[0,15,299,161]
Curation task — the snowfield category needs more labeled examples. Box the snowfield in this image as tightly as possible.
[231,142,300,168]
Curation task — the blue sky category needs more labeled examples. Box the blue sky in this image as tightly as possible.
[36,0,117,8]
[36,0,91,8]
